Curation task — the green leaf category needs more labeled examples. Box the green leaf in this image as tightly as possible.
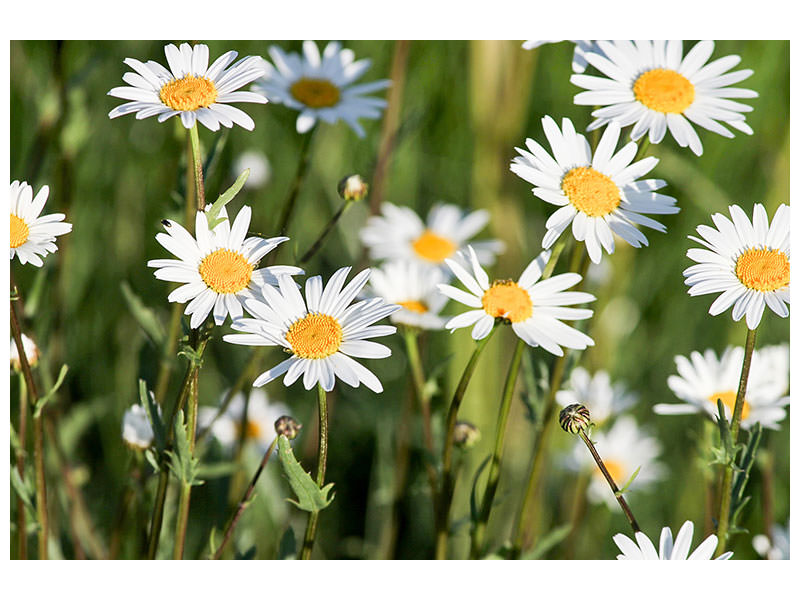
[10,467,35,513]
[729,423,762,530]
[278,527,297,560]
[277,435,334,513]
[139,379,166,451]
[144,448,161,473]
[196,461,240,479]
[177,344,204,368]
[469,454,492,523]
[205,169,250,231]
[521,524,572,559]
[120,281,166,347]
[616,465,641,496]
[166,410,204,486]
[34,364,69,418]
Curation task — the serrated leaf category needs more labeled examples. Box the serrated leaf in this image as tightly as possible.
[166,410,204,486]
[277,435,334,513]
[139,379,166,451]
[278,527,297,560]
[205,169,249,231]
[521,523,572,560]
[120,281,166,346]
[34,364,69,418]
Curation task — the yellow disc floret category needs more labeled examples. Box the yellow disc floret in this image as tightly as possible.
[10,214,30,248]
[412,230,457,263]
[481,280,533,323]
[602,459,626,484]
[708,390,750,421]
[289,78,341,108]
[633,68,695,114]
[286,313,344,359]
[561,167,621,217]
[159,75,218,112]
[236,420,262,441]
[735,248,790,292]
[198,249,253,294]
[399,300,428,314]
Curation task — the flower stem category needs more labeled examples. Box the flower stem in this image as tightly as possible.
[715,326,757,556]
[633,137,652,163]
[434,328,496,560]
[274,129,315,240]
[300,384,329,559]
[298,199,353,265]
[189,122,206,211]
[15,370,28,559]
[172,369,200,559]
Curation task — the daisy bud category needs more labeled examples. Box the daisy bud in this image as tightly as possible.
[453,420,481,449]
[275,415,302,440]
[338,174,368,202]
[10,334,40,371]
[559,403,592,435]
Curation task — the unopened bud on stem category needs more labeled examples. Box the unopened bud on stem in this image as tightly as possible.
[274,415,302,440]
[453,420,480,449]
[559,403,592,435]
[338,174,368,202]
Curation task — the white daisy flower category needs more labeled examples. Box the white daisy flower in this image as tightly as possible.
[556,367,636,425]
[510,116,679,264]
[614,520,732,560]
[753,520,789,560]
[522,40,603,73]
[10,333,40,371]
[223,267,400,392]
[10,180,72,267]
[122,403,156,450]
[254,40,389,138]
[108,42,267,131]
[654,344,790,430]
[147,205,303,329]
[366,260,449,330]
[437,247,595,356]
[360,202,505,271]
[571,40,757,156]
[684,203,790,330]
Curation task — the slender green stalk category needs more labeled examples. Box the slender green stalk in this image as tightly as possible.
[715,326,758,556]
[274,129,314,240]
[189,122,206,210]
[172,369,200,559]
[300,385,329,559]
[633,137,652,163]
[298,199,353,265]
[16,370,28,559]
[434,328,496,560]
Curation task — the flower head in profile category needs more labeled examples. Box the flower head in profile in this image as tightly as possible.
[122,403,156,450]
[360,202,505,272]
[556,367,636,425]
[109,42,267,131]
[655,344,790,430]
[522,40,603,73]
[366,260,449,330]
[684,203,789,330]
[254,41,389,137]
[571,40,757,156]
[224,267,399,392]
[511,116,678,264]
[10,181,72,267]
[614,520,732,560]
[10,334,40,371]
[437,247,595,356]
[148,205,303,329]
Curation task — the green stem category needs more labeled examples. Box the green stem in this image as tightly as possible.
[189,122,206,211]
[298,199,353,265]
[300,385,329,559]
[16,370,28,559]
[173,369,200,559]
[633,137,652,163]
[274,129,314,240]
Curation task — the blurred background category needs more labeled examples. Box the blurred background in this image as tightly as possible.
[9,40,789,559]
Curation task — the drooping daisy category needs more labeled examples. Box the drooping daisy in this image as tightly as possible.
[753,521,789,560]
[254,40,389,138]
[654,344,790,430]
[10,333,40,371]
[437,247,595,356]
[10,181,72,267]
[360,202,505,271]
[522,40,603,73]
[366,260,449,330]
[571,40,757,156]
[224,267,400,392]
[684,203,790,330]
[108,42,267,131]
[556,367,636,425]
[147,205,303,329]
[614,520,732,560]
[122,404,156,450]
[510,116,679,264]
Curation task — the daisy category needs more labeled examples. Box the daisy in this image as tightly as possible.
[556,367,636,425]
[122,403,155,450]
[360,202,505,271]
[147,205,303,329]
[522,40,603,73]
[10,181,72,267]
[571,40,757,156]
[654,344,790,430]
[510,116,679,264]
[614,520,732,560]
[254,40,389,138]
[437,247,595,356]
[366,260,449,330]
[108,42,267,131]
[10,333,40,371]
[684,203,790,330]
[224,267,400,392]
[752,521,789,560]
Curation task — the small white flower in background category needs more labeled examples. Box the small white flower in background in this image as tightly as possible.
[511,116,679,264]
[10,334,40,371]
[338,174,369,202]
[366,260,449,330]
[684,203,790,330]
[10,181,72,267]
[233,150,272,189]
[122,404,155,450]
[224,267,400,392]
[521,40,603,73]
[360,202,505,272]
[654,344,790,430]
[147,204,303,329]
[108,42,267,131]
[254,40,390,138]
[437,247,595,356]
[571,40,757,156]
[614,520,732,560]
[752,521,789,560]
[556,367,636,425]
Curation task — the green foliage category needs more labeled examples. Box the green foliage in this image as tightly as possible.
[729,424,763,535]
[277,435,334,513]
[277,527,297,560]
[166,409,204,487]
[138,379,165,451]
[615,466,641,497]
[120,281,166,347]
[33,364,69,418]
[205,168,250,231]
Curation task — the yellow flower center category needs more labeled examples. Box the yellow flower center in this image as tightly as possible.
[708,390,750,421]
[399,300,429,314]
[735,248,790,292]
[602,459,626,484]
[481,280,533,323]
[236,420,262,441]
[633,68,696,114]
[411,230,457,263]
[289,78,341,108]
[561,167,621,217]
[286,313,343,359]
[197,249,253,294]
[10,214,30,248]
[159,75,218,112]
